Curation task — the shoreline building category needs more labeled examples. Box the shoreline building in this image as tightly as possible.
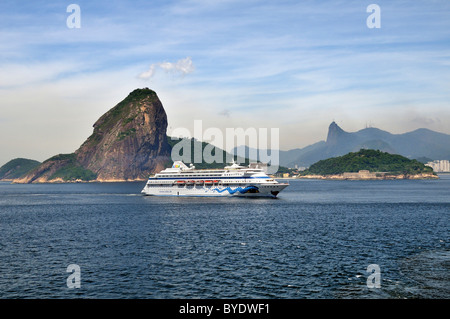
[425,160,450,172]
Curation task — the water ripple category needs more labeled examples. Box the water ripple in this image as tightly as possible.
[0,179,449,298]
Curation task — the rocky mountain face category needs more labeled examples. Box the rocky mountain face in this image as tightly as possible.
[15,88,171,183]
[325,121,352,146]
[75,88,171,181]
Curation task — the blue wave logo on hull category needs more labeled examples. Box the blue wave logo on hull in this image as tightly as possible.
[213,186,259,194]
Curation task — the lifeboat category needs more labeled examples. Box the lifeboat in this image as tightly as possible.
[195,180,204,184]
[204,180,213,185]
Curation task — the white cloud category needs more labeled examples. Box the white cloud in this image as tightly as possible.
[138,64,157,80]
[1,0,450,164]
[138,57,195,80]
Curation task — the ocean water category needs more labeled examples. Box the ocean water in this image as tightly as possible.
[0,175,448,299]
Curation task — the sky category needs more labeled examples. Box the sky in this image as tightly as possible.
[1,0,449,166]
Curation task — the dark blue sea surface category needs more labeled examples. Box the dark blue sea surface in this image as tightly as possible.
[0,175,449,299]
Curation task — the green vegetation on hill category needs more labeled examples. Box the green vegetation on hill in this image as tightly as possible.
[50,165,97,181]
[167,136,292,174]
[300,149,434,176]
[84,88,158,148]
[109,87,156,119]
[0,158,41,180]
[167,136,248,169]
[44,153,77,163]
[46,153,97,181]
[415,156,433,164]
[117,128,136,141]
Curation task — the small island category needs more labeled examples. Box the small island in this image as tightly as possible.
[297,149,438,180]
[0,158,41,181]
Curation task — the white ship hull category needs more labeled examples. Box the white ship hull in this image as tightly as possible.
[141,182,289,198]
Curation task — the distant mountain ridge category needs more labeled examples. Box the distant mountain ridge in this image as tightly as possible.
[233,122,450,168]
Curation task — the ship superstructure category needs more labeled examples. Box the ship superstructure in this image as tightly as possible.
[141,161,288,197]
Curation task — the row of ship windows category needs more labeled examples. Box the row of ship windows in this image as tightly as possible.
[150,179,273,183]
[148,183,250,187]
[153,183,245,186]
[147,184,276,188]
[149,180,273,184]
[157,174,242,178]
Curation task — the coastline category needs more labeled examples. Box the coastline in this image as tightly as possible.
[3,173,442,184]
[296,172,439,180]
[3,178,147,184]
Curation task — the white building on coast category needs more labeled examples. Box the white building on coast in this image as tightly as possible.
[426,160,450,172]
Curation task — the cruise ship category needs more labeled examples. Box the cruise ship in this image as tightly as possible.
[141,160,289,197]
